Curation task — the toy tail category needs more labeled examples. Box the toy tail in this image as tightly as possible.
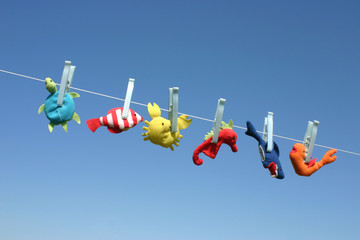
[86,118,102,132]
[245,121,262,143]
[193,140,212,166]
[193,151,204,166]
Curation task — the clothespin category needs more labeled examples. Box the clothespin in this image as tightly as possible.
[303,120,319,163]
[121,78,135,119]
[57,61,76,106]
[211,98,226,143]
[168,87,179,132]
[263,112,274,152]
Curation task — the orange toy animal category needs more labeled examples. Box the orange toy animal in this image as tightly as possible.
[289,143,337,176]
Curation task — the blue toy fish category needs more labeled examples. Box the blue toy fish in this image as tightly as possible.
[245,121,284,179]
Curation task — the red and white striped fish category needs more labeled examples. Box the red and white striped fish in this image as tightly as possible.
[86,107,143,134]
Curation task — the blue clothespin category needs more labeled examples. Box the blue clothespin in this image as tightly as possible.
[263,112,274,152]
[168,87,179,132]
[211,98,226,143]
[303,120,319,163]
[57,61,76,106]
[121,78,135,119]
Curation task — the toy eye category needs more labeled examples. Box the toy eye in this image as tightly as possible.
[232,137,235,140]
[162,123,164,126]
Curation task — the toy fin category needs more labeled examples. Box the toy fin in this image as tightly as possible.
[273,142,280,157]
[38,104,45,114]
[86,118,102,132]
[306,158,317,168]
[69,92,80,98]
[48,122,55,133]
[108,107,121,115]
[61,122,68,132]
[73,112,81,124]
[108,127,122,134]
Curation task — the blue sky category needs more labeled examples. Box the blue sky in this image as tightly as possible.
[0,0,360,239]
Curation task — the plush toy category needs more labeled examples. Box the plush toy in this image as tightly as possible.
[245,121,284,179]
[142,103,192,150]
[193,120,238,166]
[289,143,337,176]
[86,107,143,133]
[38,78,80,132]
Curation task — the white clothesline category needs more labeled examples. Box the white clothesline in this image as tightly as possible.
[1,68,359,156]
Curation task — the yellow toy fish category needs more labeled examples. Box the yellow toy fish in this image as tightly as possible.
[142,103,192,150]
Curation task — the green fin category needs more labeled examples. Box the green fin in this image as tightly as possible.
[69,92,80,98]
[72,112,81,124]
[48,122,55,133]
[61,122,68,132]
[38,104,45,114]
[204,120,234,140]
[204,130,214,140]
[221,119,234,129]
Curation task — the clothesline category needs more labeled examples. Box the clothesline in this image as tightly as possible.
[1,68,359,157]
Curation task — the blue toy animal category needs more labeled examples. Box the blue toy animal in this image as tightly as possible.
[38,78,80,132]
[245,121,284,179]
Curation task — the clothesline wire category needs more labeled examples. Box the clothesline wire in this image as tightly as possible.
[1,68,359,157]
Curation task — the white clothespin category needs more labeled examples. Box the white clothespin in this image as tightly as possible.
[57,61,76,106]
[263,112,274,152]
[303,120,319,163]
[211,98,226,143]
[168,87,179,132]
[121,78,135,119]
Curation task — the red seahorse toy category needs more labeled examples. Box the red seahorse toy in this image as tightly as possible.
[193,120,238,166]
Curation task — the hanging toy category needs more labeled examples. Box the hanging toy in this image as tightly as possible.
[142,102,192,150]
[192,99,238,166]
[193,119,238,166]
[290,143,337,177]
[245,117,284,179]
[143,87,192,150]
[290,143,337,176]
[289,120,337,176]
[38,61,80,133]
[86,107,143,133]
[87,78,143,134]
